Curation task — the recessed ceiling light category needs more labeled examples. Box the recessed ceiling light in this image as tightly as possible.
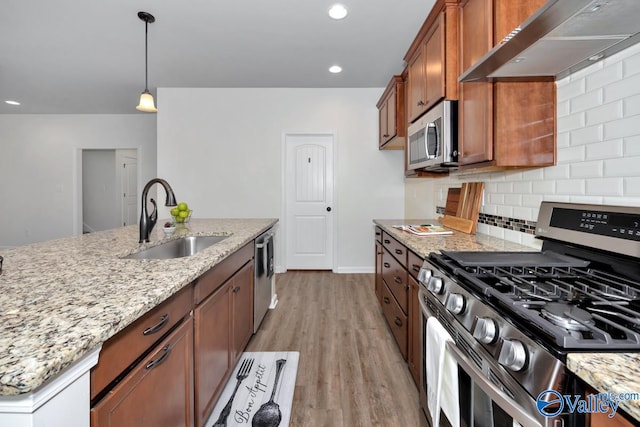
[328,4,348,20]
[329,65,342,74]
[5,100,20,106]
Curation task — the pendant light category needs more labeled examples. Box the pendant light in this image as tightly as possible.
[136,11,157,112]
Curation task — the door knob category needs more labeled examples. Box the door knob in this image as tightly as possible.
[326,207,332,212]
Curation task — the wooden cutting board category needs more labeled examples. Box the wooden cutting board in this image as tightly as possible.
[439,182,484,234]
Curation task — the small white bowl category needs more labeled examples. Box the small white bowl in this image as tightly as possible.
[163,226,176,235]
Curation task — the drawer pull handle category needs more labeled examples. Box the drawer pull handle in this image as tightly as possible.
[383,262,391,268]
[394,276,402,284]
[412,264,420,272]
[384,239,391,244]
[143,314,169,336]
[233,286,241,294]
[383,297,391,304]
[395,249,403,255]
[145,344,172,370]
[394,317,403,327]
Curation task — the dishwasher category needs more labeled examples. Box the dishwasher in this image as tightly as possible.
[254,230,274,332]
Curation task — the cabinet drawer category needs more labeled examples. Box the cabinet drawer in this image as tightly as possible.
[382,232,407,267]
[408,251,423,280]
[91,318,194,427]
[382,249,408,314]
[375,226,382,244]
[382,283,408,360]
[194,242,253,304]
[90,285,193,400]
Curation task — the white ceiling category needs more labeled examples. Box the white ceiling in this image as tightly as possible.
[0,0,435,114]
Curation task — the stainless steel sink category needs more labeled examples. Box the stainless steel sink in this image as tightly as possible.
[123,235,229,260]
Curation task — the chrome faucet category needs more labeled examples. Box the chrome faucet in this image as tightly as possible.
[139,178,177,243]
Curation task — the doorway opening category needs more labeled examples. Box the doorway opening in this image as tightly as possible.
[80,149,138,234]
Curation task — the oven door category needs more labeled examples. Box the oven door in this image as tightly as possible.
[419,288,547,427]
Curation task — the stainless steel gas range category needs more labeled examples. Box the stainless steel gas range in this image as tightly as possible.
[418,202,640,427]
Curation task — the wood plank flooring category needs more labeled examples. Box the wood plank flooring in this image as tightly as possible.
[246,271,425,427]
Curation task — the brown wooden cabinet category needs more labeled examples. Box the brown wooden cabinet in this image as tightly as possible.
[458,0,556,170]
[404,0,459,123]
[374,227,383,304]
[193,242,254,427]
[91,318,194,427]
[377,230,424,388]
[377,76,405,149]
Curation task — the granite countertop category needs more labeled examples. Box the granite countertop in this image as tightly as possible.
[375,219,640,423]
[374,219,533,257]
[0,218,277,396]
[567,353,640,421]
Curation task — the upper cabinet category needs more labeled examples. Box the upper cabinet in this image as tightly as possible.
[377,75,405,149]
[458,0,556,169]
[404,0,459,123]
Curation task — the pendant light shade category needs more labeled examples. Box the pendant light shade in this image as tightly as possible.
[136,11,157,113]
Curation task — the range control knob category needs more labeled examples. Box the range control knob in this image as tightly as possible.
[498,339,528,372]
[418,267,432,283]
[427,276,444,294]
[472,317,499,344]
[445,293,465,314]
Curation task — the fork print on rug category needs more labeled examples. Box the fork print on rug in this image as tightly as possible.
[206,352,300,427]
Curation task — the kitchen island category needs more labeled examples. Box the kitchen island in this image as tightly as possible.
[375,219,640,424]
[0,218,277,425]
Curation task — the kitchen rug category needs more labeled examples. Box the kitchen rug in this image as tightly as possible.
[206,351,300,427]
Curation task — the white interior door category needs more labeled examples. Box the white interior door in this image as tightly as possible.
[116,149,138,227]
[285,134,334,270]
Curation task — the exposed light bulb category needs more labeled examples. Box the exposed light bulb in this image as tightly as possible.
[329,65,343,73]
[328,4,348,20]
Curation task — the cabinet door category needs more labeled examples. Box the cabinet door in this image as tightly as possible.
[407,275,420,387]
[379,100,389,146]
[375,241,383,304]
[91,319,194,427]
[424,12,445,111]
[386,89,397,141]
[231,261,254,362]
[407,47,426,123]
[459,0,494,165]
[194,281,232,427]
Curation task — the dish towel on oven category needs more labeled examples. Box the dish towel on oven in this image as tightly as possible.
[426,317,460,427]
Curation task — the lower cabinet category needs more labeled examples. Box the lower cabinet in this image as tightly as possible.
[407,274,421,385]
[91,241,256,427]
[90,318,194,427]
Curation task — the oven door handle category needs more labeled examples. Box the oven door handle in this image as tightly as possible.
[445,341,542,427]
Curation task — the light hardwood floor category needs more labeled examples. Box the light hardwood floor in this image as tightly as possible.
[246,271,425,427]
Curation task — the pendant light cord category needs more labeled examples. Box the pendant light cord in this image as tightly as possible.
[144,20,149,91]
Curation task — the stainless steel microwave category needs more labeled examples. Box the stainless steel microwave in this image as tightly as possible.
[407,100,458,172]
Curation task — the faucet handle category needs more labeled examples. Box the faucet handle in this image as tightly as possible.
[149,198,158,226]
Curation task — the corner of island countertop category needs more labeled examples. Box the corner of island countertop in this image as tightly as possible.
[0,218,277,396]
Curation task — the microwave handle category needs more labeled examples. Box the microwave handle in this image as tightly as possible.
[445,341,542,427]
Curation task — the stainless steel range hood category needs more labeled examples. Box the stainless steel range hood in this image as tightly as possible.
[459,0,640,82]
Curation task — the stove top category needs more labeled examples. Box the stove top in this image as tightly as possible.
[432,250,640,350]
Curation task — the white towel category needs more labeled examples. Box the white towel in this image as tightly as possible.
[426,317,459,427]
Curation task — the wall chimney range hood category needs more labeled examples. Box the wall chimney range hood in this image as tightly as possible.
[459,0,640,82]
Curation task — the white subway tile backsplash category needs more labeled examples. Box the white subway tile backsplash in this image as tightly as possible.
[522,194,544,208]
[603,72,640,103]
[586,178,623,196]
[504,194,522,206]
[556,179,585,195]
[604,116,640,139]
[512,181,532,194]
[557,112,586,133]
[557,146,585,164]
[568,195,604,205]
[570,160,603,178]
[570,124,603,146]
[543,164,570,179]
[624,136,640,156]
[585,140,623,160]
[604,156,640,177]
[496,182,513,193]
[603,196,640,206]
[586,62,623,91]
[623,45,640,77]
[496,205,513,218]
[521,168,545,181]
[624,178,640,196]
[557,99,570,117]
[490,193,505,205]
[570,89,603,113]
[585,101,624,126]
[532,180,556,195]
[513,206,535,222]
[623,93,640,116]
[557,78,585,102]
